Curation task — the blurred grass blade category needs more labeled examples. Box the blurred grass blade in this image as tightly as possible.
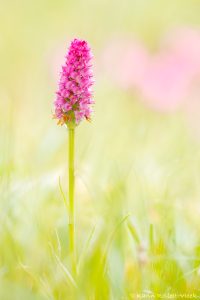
[127,218,140,245]
[54,253,77,288]
[102,214,130,273]
[54,229,61,257]
[58,176,68,211]
[40,277,54,300]
[77,225,96,272]
[50,243,77,288]
[149,223,154,250]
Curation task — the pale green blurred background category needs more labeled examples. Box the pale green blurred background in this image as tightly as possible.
[1,1,200,299]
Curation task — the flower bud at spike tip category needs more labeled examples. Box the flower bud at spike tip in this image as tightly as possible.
[54,39,94,126]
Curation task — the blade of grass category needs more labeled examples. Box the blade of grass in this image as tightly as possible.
[58,176,68,211]
[149,223,154,251]
[49,243,77,288]
[102,214,130,274]
[54,229,61,258]
[127,218,140,245]
[77,225,96,272]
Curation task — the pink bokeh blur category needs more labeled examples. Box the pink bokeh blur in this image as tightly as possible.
[102,28,200,113]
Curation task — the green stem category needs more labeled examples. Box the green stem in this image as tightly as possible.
[68,126,76,276]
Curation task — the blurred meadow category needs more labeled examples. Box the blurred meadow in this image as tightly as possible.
[1,0,200,299]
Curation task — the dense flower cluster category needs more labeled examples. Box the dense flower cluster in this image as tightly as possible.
[54,39,94,125]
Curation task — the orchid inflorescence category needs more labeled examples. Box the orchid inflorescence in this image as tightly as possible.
[54,38,94,126]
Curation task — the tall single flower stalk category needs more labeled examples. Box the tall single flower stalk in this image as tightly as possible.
[54,38,94,276]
